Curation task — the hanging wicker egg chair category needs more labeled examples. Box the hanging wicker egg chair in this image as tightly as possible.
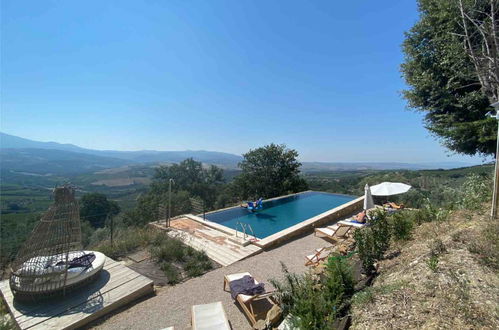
[9,186,105,302]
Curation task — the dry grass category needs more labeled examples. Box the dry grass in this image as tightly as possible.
[350,210,499,329]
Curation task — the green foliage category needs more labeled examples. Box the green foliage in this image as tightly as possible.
[354,210,392,274]
[271,258,354,329]
[427,255,440,272]
[234,144,308,199]
[306,165,493,209]
[0,212,40,269]
[92,227,157,259]
[150,237,186,262]
[123,190,192,227]
[457,173,491,211]
[160,262,181,284]
[184,249,212,277]
[152,158,224,209]
[401,0,495,156]
[149,233,212,279]
[389,211,414,241]
[80,192,120,228]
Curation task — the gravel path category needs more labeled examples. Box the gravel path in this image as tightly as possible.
[91,230,337,330]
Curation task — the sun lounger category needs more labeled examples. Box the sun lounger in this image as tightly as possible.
[314,224,351,241]
[305,247,331,266]
[384,202,404,209]
[337,219,368,228]
[191,301,230,330]
[224,272,277,326]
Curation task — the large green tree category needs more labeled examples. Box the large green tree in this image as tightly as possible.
[80,193,120,228]
[234,144,308,199]
[401,0,496,156]
[151,158,224,209]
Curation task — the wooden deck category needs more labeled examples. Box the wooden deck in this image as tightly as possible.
[0,257,154,330]
[153,217,262,266]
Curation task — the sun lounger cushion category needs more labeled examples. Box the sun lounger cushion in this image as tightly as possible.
[229,275,265,300]
[338,220,367,228]
[192,301,230,330]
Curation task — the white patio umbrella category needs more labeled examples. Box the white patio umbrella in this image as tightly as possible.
[364,184,375,210]
[370,182,412,196]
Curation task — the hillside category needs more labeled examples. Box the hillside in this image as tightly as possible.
[0,132,243,169]
[1,133,481,173]
[350,209,499,329]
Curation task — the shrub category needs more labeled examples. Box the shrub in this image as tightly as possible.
[411,201,451,224]
[271,259,354,329]
[323,255,355,317]
[458,174,491,211]
[354,209,392,274]
[354,227,377,274]
[161,262,181,284]
[390,212,414,241]
[427,255,439,272]
[185,250,212,277]
[370,210,391,258]
[150,237,186,263]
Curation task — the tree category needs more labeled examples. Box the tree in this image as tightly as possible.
[401,0,496,156]
[80,193,120,228]
[234,144,308,199]
[151,158,224,209]
[458,0,499,103]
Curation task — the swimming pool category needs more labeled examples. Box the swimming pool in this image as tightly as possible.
[203,191,356,239]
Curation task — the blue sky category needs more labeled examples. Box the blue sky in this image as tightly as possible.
[0,0,486,163]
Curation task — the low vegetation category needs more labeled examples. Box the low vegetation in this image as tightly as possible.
[89,227,213,284]
[271,256,354,328]
[271,173,498,329]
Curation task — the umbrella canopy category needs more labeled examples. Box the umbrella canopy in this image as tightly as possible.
[370,182,412,196]
[364,184,375,210]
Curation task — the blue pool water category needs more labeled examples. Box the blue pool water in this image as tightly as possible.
[204,191,355,239]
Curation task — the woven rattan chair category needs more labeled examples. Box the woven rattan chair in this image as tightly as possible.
[9,186,104,302]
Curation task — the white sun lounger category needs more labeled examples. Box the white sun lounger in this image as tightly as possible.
[337,220,368,228]
[191,301,230,330]
[314,224,351,240]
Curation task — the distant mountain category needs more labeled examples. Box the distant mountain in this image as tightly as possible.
[0,133,479,175]
[300,161,477,171]
[0,132,243,169]
[0,148,131,175]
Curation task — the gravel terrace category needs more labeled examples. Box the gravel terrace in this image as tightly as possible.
[90,218,352,330]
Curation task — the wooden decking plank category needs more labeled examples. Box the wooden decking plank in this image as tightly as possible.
[167,219,262,266]
[0,258,153,330]
[6,262,134,321]
[16,270,144,325]
[21,275,152,330]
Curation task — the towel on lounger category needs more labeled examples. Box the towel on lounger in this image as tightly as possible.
[55,253,96,269]
[229,275,265,300]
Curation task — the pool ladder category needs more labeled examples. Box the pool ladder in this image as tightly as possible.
[235,221,255,240]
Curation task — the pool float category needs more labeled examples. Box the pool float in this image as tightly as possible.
[246,198,263,212]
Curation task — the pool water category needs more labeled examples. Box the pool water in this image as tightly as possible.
[203,191,355,239]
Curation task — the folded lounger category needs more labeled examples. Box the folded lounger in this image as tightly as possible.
[314,224,351,241]
[224,272,277,326]
[305,247,332,266]
[191,301,230,330]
